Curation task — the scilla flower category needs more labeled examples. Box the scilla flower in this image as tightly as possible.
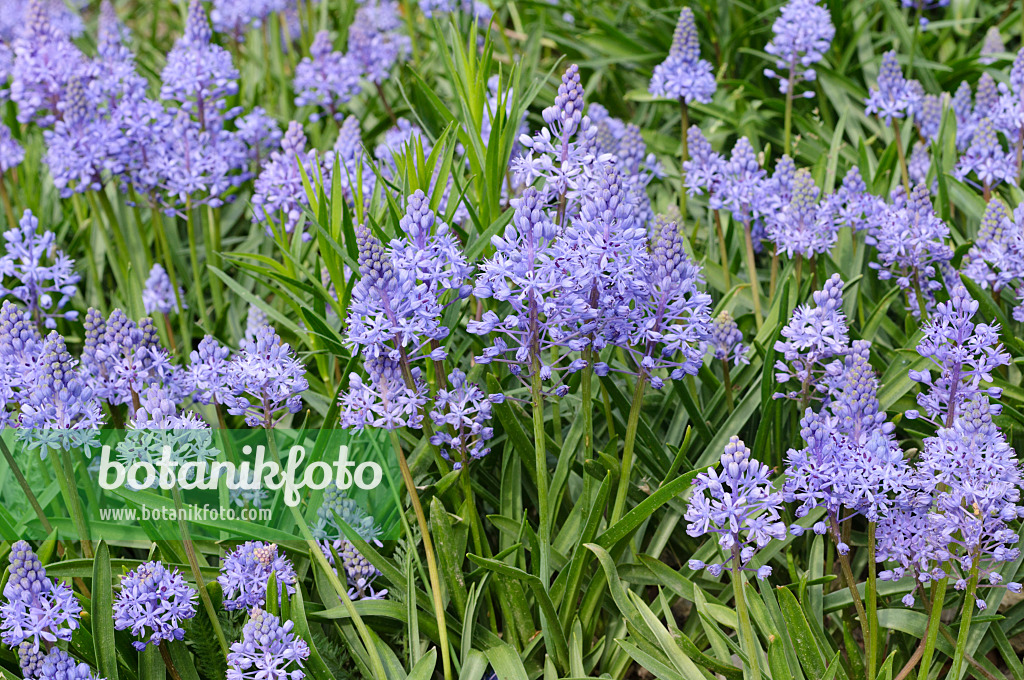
[113,561,197,650]
[0,210,81,328]
[142,264,185,315]
[763,0,834,97]
[227,609,309,680]
[226,325,308,427]
[0,541,82,652]
[648,8,716,104]
[218,542,298,611]
[864,51,918,124]
[685,437,786,579]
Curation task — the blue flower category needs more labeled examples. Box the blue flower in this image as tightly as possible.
[218,542,298,611]
[865,51,918,124]
[294,31,361,122]
[0,541,82,652]
[227,609,309,680]
[113,561,197,650]
[763,0,834,97]
[648,8,716,104]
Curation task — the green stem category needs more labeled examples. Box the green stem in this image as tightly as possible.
[207,205,225,316]
[917,576,948,680]
[0,436,53,534]
[159,642,183,680]
[783,60,796,156]
[679,100,689,220]
[948,559,980,680]
[893,118,911,192]
[168,483,228,654]
[581,349,594,460]
[185,199,210,327]
[830,516,867,645]
[732,552,761,680]
[713,210,730,290]
[907,10,921,78]
[610,372,648,525]
[264,431,388,680]
[52,449,92,557]
[389,430,453,680]
[0,172,16,229]
[867,522,879,680]
[530,363,552,585]
[721,359,735,414]
[742,221,764,329]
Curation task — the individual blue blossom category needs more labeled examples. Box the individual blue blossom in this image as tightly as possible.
[0,210,80,328]
[226,325,308,427]
[235,107,282,166]
[345,219,447,361]
[914,93,943,143]
[390,189,473,298]
[339,355,427,430]
[0,123,25,173]
[825,166,885,233]
[227,609,309,680]
[0,541,82,651]
[906,285,1010,426]
[315,484,383,544]
[142,263,186,315]
[908,141,934,191]
[773,274,849,401]
[42,77,122,198]
[160,0,240,123]
[320,539,388,600]
[512,65,609,219]
[329,115,376,205]
[0,301,47,424]
[685,436,787,579]
[37,649,102,680]
[954,117,1016,189]
[19,332,105,450]
[601,216,711,390]
[429,368,500,469]
[709,310,748,366]
[252,120,320,238]
[348,0,411,85]
[244,305,268,343]
[113,561,197,650]
[186,335,234,406]
[293,31,361,122]
[952,81,977,150]
[211,0,286,40]
[866,183,952,318]
[718,137,770,226]
[468,188,588,392]
[553,168,651,349]
[865,51,918,124]
[79,309,182,409]
[763,0,834,97]
[152,110,252,212]
[681,125,724,197]
[8,0,88,127]
[648,7,716,104]
[218,542,298,611]
[962,199,1020,291]
[980,27,1005,65]
[766,168,836,258]
[17,640,46,679]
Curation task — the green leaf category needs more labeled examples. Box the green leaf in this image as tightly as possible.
[91,541,119,680]
[777,586,827,679]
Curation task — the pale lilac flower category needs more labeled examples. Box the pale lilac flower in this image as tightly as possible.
[142,263,186,315]
[954,117,1016,188]
[0,123,24,173]
[211,0,287,40]
[766,168,836,258]
[348,0,411,85]
[0,541,82,652]
[218,542,298,611]
[685,437,787,578]
[252,120,320,238]
[773,274,849,401]
[763,0,834,97]
[38,649,102,680]
[226,325,308,427]
[293,31,361,122]
[648,8,716,104]
[113,561,197,650]
[227,609,309,680]
[865,51,918,124]
[429,368,499,469]
[0,210,80,328]
[320,539,388,600]
[709,310,748,366]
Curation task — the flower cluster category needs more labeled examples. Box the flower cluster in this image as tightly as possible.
[252,120,321,238]
[0,210,80,328]
[763,0,835,97]
[113,561,197,650]
[0,541,82,652]
[709,310,748,366]
[218,542,298,611]
[865,51,919,124]
[227,609,310,680]
[773,274,849,401]
[685,437,787,579]
[293,31,361,122]
[225,325,309,427]
[429,369,501,469]
[142,264,186,315]
[648,8,716,104]
[321,539,389,600]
